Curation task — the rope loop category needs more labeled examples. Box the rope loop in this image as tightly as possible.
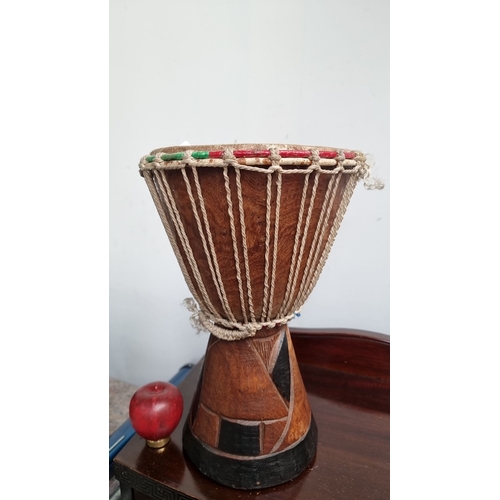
[336,151,346,163]
[139,155,157,176]
[182,150,196,167]
[222,148,238,167]
[309,148,321,165]
[269,147,281,164]
[183,298,296,341]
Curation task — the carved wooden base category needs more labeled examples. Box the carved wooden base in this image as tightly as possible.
[182,324,317,489]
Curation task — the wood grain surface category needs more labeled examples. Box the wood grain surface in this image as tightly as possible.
[182,325,316,489]
[148,147,350,322]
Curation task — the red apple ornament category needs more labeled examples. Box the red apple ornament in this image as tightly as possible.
[129,381,184,448]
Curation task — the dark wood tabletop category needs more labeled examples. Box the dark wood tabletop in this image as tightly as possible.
[114,328,389,500]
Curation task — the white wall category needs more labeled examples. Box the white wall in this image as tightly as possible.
[110,0,389,387]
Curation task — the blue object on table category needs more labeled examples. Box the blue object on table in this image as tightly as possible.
[168,363,194,387]
[109,363,194,477]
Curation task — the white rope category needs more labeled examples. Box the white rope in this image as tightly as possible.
[183,298,296,341]
[281,150,321,315]
[222,162,248,324]
[180,166,236,322]
[143,171,205,309]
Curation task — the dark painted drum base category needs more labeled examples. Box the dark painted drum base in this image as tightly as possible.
[182,416,318,490]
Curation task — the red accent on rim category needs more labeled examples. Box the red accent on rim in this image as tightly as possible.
[205,149,355,160]
[209,151,224,159]
[318,151,339,159]
[279,150,310,158]
[233,150,270,158]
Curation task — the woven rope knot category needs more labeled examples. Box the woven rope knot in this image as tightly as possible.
[269,147,281,164]
[139,155,159,176]
[222,148,238,167]
[183,298,258,340]
[138,156,148,177]
[140,156,155,168]
[309,149,321,165]
[182,150,196,166]
[182,298,300,341]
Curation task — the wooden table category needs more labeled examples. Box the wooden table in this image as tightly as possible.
[114,328,389,500]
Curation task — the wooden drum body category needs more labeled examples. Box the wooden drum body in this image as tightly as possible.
[139,144,368,489]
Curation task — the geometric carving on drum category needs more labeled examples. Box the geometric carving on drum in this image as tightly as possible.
[187,326,313,458]
[261,418,288,454]
[199,336,288,421]
[251,329,282,372]
[276,336,311,452]
[271,331,291,403]
[218,419,261,456]
[191,403,220,448]
[188,363,203,427]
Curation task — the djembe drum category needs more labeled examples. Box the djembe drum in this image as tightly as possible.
[139,144,378,490]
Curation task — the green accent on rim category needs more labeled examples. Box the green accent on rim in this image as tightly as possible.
[192,151,209,159]
[161,152,184,161]
[146,155,156,162]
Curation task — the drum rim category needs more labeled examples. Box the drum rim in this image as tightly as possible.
[139,144,367,179]
[150,143,357,155]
